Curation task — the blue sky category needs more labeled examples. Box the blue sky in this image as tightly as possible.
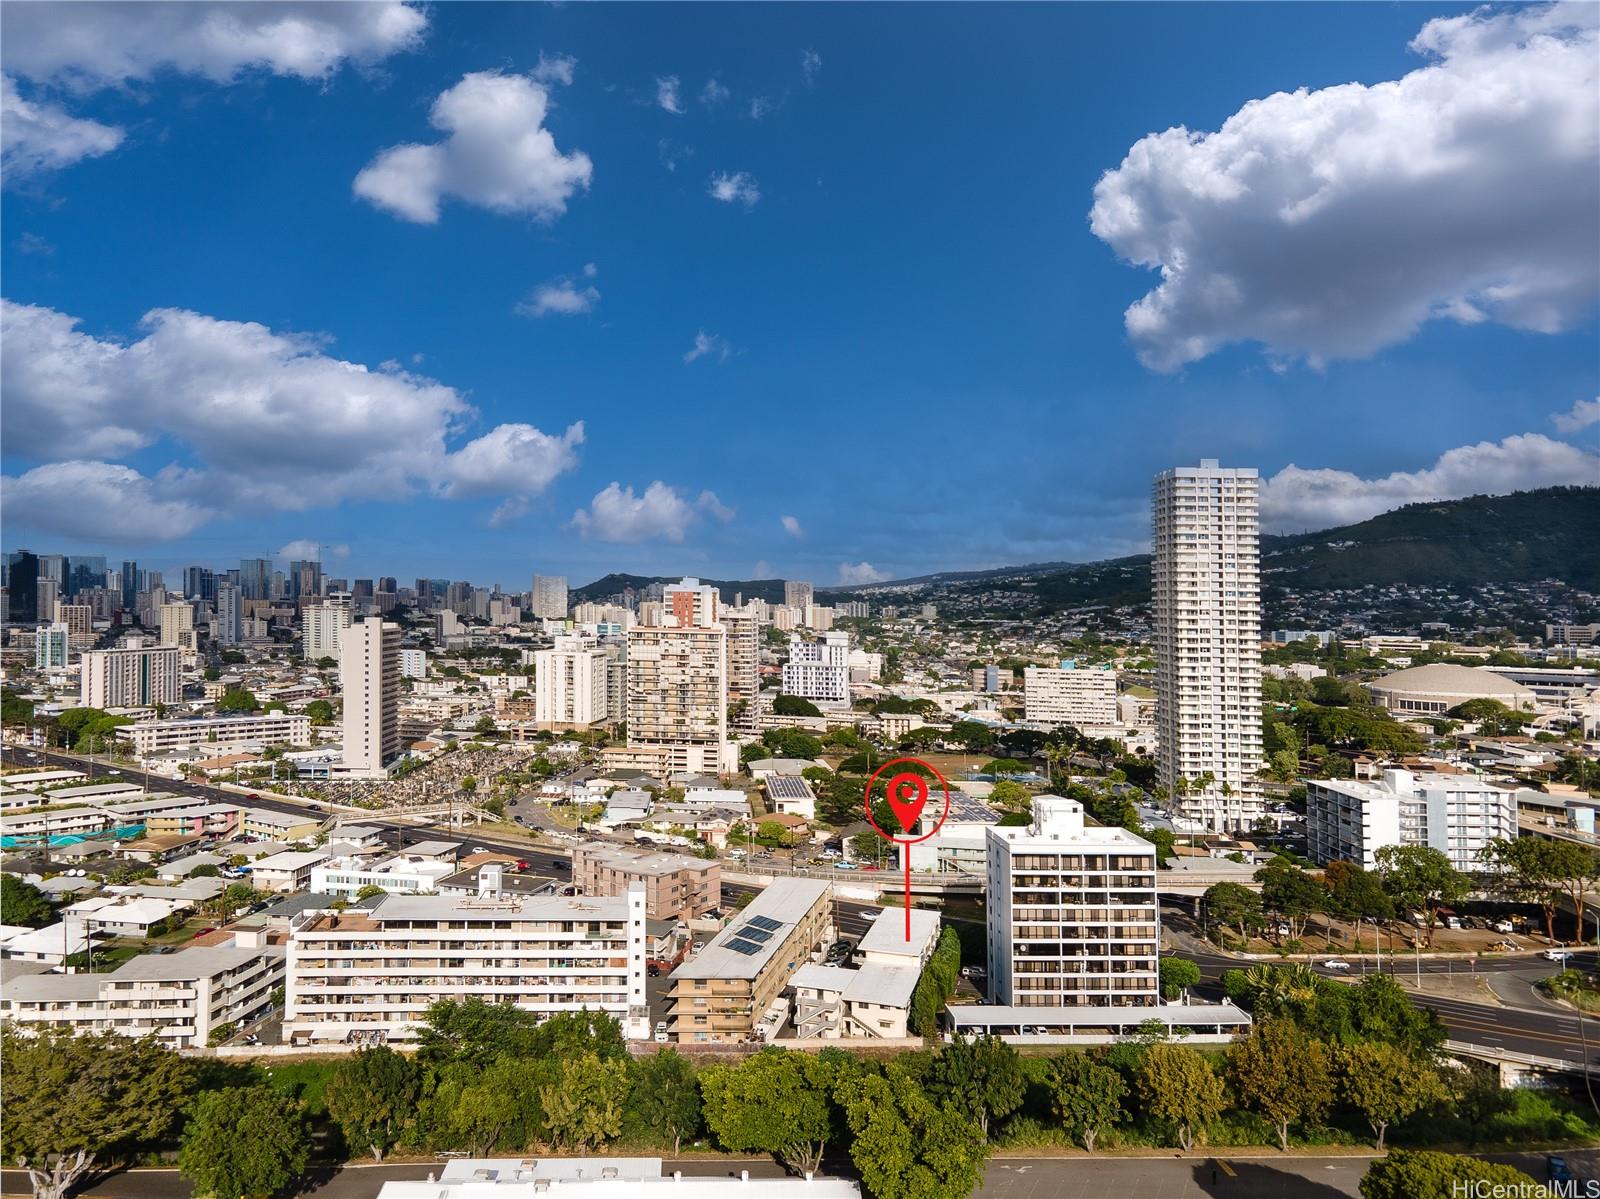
[2,2,1596,588]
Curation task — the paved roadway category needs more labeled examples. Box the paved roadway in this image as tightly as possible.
[10,744,1599,1066]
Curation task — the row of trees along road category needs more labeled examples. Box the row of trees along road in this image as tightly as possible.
[1203,838,1600,954]
[5,985,1594,1199]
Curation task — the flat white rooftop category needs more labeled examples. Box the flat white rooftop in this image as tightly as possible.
[375,1158,860,1197]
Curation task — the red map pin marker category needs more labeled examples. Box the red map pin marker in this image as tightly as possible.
[885,771,930,834]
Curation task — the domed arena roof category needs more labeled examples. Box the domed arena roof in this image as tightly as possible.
[1369,663,1536,700]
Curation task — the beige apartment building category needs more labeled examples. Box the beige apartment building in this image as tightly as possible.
[623,613,729,777]
[340,616,401,777]
[572,841,720,921]
[284,889,649,1045]
[80,638,182,709]
[665,877,830,1044]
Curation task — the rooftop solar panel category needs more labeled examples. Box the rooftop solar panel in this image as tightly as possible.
[726,938,764,955]
[747,915,783,932]
[736,925,773,942]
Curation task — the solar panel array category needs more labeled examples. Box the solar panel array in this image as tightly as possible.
[766,775,813,798]
[736,925,773,942]
[747,915,783,932]
[726,937,763,955]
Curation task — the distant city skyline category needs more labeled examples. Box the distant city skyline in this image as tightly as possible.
[2,3,1596,583]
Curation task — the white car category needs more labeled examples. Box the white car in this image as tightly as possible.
[654,1022,669,1043]
[1494,921,1515,934]
[1544,949,1572,962]
[1321,959,1351,971]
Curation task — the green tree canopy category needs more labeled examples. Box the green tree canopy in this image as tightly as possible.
[324,1046,421,1162]
[1375,844,1468,948]
[1339,1041,1443,1150]
[1226,1019,1334,1151]
[540,1053,629,1152]
[1,1029,195,1199]
[415,997,543,1067]
[624,1049,702,1155]
[836,1066,989,1199]
[1158,956,1201,1001]
[0,875,54,927]
[700,1049,836,1174]
[216,688,259,713]
[1360,1151,1536,1199]
[926,1034,1025,1141]
[1044,1051,1126,1152]
[304,699,334,726]
[772,694,824,717]
[1203,882,1263,941]
[178,1086,311,1199]
[1136,1043,1225,1152]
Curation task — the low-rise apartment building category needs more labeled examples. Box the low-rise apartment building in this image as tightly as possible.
[665,877,830,1044]
[117,712,313,757]
[249,849,330,893]
[791,908,936,1041]
[0,941,284,1048]
[310,854,457,898]
[1305,767,1519,873]
[571,841,720,921]
[283,888,648,1045]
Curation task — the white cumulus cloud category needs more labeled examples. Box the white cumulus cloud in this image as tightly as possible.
[0,461,211,543]
[0,298,584,532]
[708,170,760,208]
[530,52,577,87]
[0,75,122,180]
[683,330,731,364]
[516,264,600,318]
[655,75,685,114]
[275,539,350,562]
[355,70,592,224]
[701,78,730,106]
[1090,2,1600,371]
[781,515,804,538]
[0,1,426,87]
[1551,397,1600,434]
[838,562,890,585]
[802,50,822,84]
[1260,432,1600,531]
[571,482,733,543]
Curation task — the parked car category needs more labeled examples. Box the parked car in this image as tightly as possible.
[515,860,531,872]
[654,1022,670,1043]
[961,965,987,979]
[1548,1156,1572,1183]
[692,942,705,953]
[1321,959,1351,971]
[1494,920,1515,934]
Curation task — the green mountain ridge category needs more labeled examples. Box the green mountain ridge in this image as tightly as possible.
[572,487,1600,610]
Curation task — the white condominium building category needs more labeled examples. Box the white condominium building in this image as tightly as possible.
[80,638,181,708]
[1151,459,1264,832]
[34,623,69,670]
[985,796,1160,1009]
[117,711,312,756]
[284,889,648,1044]
[399,648,427,679]
[781,631,850,708]
[1305,768,1518,873]
[310,853,457,898]
[340,617,401,777]
[0,942,284,1049]
[214,582,242,646]
[1024,664,1118,728]
[625,620,728,776]
[531,574,568,620]
[534,634,617,729]
[304,593,353,661]
[720,607,761,734]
